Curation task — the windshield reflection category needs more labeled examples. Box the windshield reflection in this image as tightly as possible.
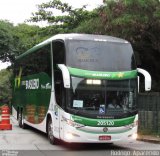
[67,40,136,71]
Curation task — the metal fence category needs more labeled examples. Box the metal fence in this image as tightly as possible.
[138,92,160,135]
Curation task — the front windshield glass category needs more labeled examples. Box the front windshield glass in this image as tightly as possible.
[66,77,137,119]
[66,40,136,71]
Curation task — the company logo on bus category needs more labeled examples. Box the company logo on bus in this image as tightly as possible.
[25,79,39,90]
[92,73,111,77]
[41,83,52,89]
[103,127,108,132]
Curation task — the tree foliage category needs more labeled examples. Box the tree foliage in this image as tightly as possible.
[28,0,98,31]
[0,69,12,104]
[0,21,51,62]
[14,24,44,55]
[0,20,16,62]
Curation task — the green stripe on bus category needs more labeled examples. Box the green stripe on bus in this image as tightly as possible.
[68,67,137,80]
[71,115,136,127]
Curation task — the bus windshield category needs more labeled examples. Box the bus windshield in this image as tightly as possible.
[66,77,137,118]
[66,40,136,71]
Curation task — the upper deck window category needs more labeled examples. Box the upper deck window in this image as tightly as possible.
[14,44,51,77]
[66,40,136,72]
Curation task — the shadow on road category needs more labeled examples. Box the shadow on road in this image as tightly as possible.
[61,142,127,151]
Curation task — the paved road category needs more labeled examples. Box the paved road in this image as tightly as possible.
[0,116,160,156]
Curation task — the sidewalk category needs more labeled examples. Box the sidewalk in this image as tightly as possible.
[137,134,160,144]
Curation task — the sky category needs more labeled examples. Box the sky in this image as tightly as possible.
[0,0,103,70]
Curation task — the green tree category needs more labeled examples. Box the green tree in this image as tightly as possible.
[0,21,42,62]
[28,0,97,31]
[0,20,16,63]
[0,69,13,104]
[14,24,43,55]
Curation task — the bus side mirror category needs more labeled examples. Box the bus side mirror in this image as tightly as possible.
[57,64,70,88]
[137,68,151,91]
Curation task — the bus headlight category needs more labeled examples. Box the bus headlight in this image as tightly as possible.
[62,116,84,128]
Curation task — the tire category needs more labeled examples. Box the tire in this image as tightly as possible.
[47,118,57,145]
[18,110,27,129]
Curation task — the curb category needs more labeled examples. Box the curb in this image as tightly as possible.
[137,136,160,144]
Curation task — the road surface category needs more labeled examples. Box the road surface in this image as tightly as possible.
[0,116,159,156]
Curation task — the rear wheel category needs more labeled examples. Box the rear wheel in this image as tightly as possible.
[18,110,27,129]
[47,118,57,144]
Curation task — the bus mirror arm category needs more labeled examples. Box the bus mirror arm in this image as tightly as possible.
[137,68,151,91]
[57,64,70,88]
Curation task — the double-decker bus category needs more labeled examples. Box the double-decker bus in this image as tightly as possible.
[12,34,151,144]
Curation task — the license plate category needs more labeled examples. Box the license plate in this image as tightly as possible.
[99,135,111,141]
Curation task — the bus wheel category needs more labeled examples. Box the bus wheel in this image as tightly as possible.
[47,118,57,144]
[18,110,27,129]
